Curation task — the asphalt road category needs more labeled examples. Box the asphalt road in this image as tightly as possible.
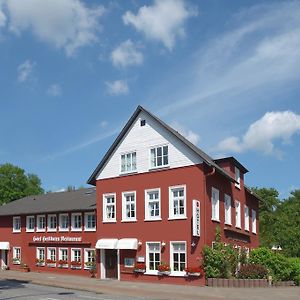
[0,279,146,300]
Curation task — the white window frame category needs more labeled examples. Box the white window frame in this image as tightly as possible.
[71,248,82,269]
[149,144,169,169]
[47,247,56,265]
[36,247,45,265]
[120,151,137,174]
[145,242,161,275]
[71,213,82,231]
[211,187,220,222]
[84,212,96,231]
[244,205,249,231]
[84,248,95,269]
[235,167,241,189]
[47,214,57,232]
[235,200,241,229]
[124,258,135,268]
[103,193,116,223]
[13,216,21,233]
[168,185,187,220]
[252,209,257,234]
[170,241,187,276]
[59,248,69,267]
[26,215,35,232]
[13,247,21,264]
[224,194,232,225]
[36,215,46,232]
[122,191,137,222]
[144,188,161,221]
[59,213,69,232]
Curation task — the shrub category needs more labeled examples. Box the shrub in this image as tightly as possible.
[238,264,268,279]
[288,257,300,285]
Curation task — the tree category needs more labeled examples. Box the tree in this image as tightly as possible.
[0,163,44,204]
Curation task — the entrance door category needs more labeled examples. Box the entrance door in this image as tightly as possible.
[105,249,118,279]
[1,250,7,269]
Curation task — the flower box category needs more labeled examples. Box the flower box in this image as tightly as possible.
[134,263,146,274]
[185,266,204,278]
[71,261,81,269]
[186,272,201,277]
[13,259,21,265]
[157,263,171,275]
[134,269,146,273]
[158,271,171,276]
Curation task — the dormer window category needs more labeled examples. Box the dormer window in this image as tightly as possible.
[150,145,168,169]
[121,152,137,173]
[235,167,240,189]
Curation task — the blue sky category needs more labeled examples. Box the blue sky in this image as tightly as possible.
[0,0,299,198]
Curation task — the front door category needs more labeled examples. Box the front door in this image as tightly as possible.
[105,250,118,279]
[1,250,7,269]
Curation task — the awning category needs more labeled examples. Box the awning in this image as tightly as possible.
[117,238,138,250]
[95,239,118,249]
[0,242,10,250]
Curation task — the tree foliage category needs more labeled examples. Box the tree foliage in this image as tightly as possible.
[252,187,300,257]
[0,163,44,204]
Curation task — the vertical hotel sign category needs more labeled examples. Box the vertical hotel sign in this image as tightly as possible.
[192,200,200,237]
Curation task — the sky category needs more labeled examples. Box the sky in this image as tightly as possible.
[0,0,299,198]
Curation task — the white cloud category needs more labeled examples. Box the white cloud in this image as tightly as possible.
[171,121,200,145]
[111,39,143,68]
[217,111,300,157]
[17,59,35,82]
[0,3,6,28]
[123,0,197,50]
[47,84,62,96]
[4,0,105,56]
[105,80,129,96]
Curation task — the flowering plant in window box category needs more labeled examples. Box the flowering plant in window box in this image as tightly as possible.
[35,258,45,266]
[13,258,21,265]
[58,260,68,267]
[46,259,56,267]
[157,263,171,275]
[133,263,146,273]
[71,261,81,269]
[184,266,204,277]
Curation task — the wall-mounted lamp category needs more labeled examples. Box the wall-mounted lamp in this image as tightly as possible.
[191,241,196,247]
[138,240,143,246]
[161,241,166,247]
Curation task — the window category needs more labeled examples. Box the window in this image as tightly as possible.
[36,215,46,232]
[235,167,241,189]
[169,185,186,219]
[47,247,56,264]
[121,152,137,173]
[140,119,146,126]
[13,216,21,233]
[244,205,249,231]
[124,258,135,268]
[235,200,241,228]
[145,189,161,220]
[103,194,116,222]
[71,213,82,231]
[13,247,21,264]
[170,242,186,274]
[84,249,95,268]
[150,145,168,168]
[252,209,257,234]
[122,192,136,221]
[36,248,45,265]
[146,242,160,273]
[71,249,81,268]
[84,212,96,231]
[59,248,68,266]
[26,216,35,232]
[224,194,231,225]
[59,214,69,231]
[211,187,220,221]
[47,214,57,231]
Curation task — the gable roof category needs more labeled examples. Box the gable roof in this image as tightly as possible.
[87,105,234,185]
[214,156,249,174]
[0,188,96,216]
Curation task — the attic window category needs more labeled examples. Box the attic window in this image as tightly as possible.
[140,119,146,127]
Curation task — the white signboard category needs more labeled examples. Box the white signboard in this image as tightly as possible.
[192,200,200,237]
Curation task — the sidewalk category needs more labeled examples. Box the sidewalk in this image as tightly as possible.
[0,270,299,300]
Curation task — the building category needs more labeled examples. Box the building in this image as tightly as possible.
[0,106,259,285]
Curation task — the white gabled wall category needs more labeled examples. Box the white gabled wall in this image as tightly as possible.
[97,111,203,180]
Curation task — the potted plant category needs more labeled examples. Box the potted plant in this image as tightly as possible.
[13,258,20,265]
[134,263,146,273]
[157,263,171,276]
[46,259,56,267]
[185,266,204,277]
[20,263,30,272]
[71,260,81,269]
[85,261,96,277]
[58,260,68,268]
[35,258,45,266]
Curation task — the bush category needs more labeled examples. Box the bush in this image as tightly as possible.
[249,247,292,281]
[288,257,300,285]
[238,264,268,279]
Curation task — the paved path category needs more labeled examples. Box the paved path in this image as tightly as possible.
[0,270,299,300]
